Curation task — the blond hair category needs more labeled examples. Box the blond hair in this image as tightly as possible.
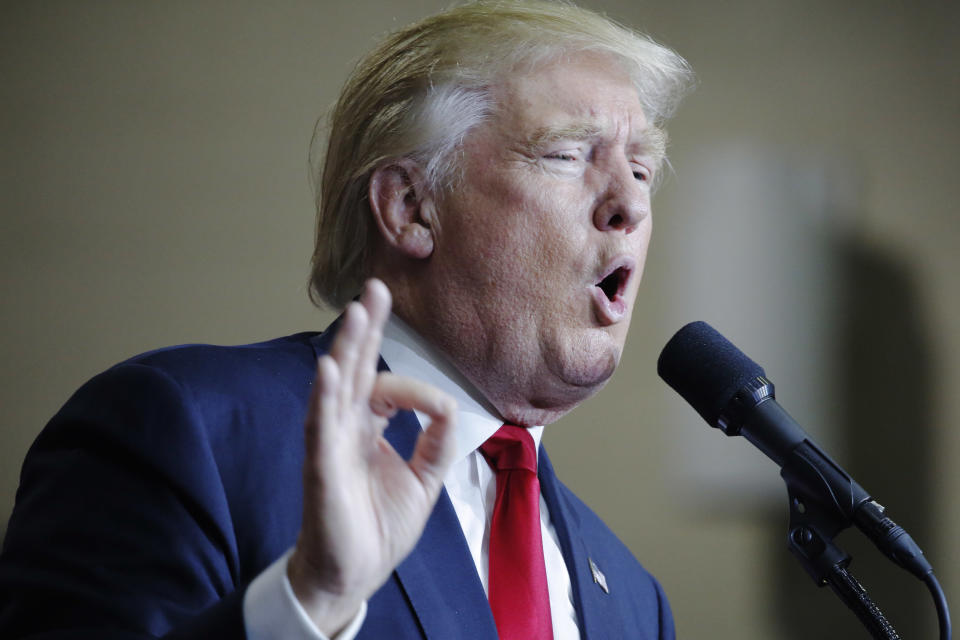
[308,0,693,308]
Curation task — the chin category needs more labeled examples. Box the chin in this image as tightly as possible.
[550,333,622,390]
[562,355,618,390]
[514,332,622,425]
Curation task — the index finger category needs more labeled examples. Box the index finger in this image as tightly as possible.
[370,372,456,423]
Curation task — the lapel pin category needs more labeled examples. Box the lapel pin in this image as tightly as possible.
[589,557,609,594]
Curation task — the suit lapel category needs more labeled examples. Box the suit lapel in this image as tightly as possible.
[383,410,498,639]
[538,447,611,640]
[309,328,497,639]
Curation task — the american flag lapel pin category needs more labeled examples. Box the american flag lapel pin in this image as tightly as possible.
[589,557,609,594]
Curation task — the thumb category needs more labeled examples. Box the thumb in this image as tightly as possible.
[408,398,457,492]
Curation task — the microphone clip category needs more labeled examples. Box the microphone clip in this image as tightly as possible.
[781,450,904,638]
[784,477,852,586]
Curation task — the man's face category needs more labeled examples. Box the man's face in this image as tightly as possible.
[413,52,659,425]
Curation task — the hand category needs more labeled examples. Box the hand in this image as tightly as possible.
[287,279,458,635]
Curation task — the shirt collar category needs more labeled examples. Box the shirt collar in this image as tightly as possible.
[379,313,544,463]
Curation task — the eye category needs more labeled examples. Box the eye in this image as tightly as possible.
[632,165,651,182]
[545,151,579,162]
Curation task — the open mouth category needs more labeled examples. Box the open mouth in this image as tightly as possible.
[596,266,629,302]
[591,259,634,325]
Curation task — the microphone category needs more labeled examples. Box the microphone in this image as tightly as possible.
[656,320,931,581]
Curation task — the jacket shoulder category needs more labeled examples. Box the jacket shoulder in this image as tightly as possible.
[118,331,321,388]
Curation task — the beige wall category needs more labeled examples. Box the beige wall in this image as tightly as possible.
[2,2,957,637]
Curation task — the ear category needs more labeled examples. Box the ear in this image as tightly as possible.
[368,159,435,260]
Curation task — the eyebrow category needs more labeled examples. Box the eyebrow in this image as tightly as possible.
[525,123,602,148]
[521,122,668,162]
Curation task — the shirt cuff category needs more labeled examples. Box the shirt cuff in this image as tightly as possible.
[243,548,367,640]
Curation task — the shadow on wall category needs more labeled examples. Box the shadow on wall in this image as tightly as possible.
[772,226,936,638]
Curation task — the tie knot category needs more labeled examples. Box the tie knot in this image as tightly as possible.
[480,424,538,473]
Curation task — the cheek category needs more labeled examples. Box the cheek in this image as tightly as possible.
[523,184,591,260]
[449,163,592,295]
[638,224,653,275]
[478,186,571,273]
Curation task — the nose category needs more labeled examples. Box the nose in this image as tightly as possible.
[592,160,650,234]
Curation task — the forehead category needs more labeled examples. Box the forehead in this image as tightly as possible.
[491,52,650,144]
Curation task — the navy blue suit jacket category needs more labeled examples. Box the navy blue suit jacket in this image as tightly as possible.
[0,327,674,639]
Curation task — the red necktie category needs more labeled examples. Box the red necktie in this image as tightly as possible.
[480,424,553,639]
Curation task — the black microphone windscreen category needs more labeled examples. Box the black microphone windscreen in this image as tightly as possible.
[657,321,766,427]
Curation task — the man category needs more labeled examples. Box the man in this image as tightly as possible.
[0,1,692,638]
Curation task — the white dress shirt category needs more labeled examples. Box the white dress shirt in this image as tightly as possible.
[244,315,581,639]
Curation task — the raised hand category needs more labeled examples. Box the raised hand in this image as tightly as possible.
[287,279,458,635]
